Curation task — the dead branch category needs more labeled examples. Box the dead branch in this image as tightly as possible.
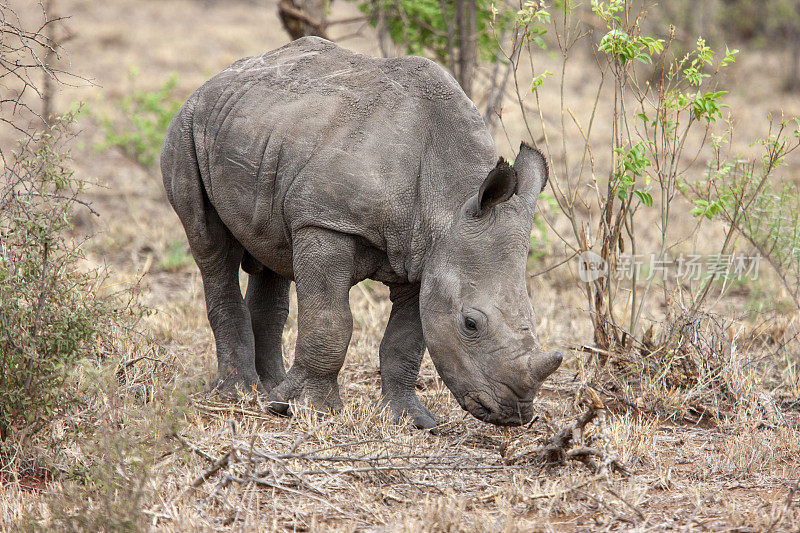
[504,389,629,476]
[167,386,634,527]
[1,1,88,137]
[189,448,235,490]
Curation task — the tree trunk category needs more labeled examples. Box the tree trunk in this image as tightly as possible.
[788,16,800,92]
[278,0,328,40]
[455,0,477,98]
[42,0,56,126]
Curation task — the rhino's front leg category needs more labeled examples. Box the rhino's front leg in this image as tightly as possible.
[380,285,437,429]
[268,227,354,415]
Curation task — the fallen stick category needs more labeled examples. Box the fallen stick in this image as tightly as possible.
[504,407,598,467]
[175,447,236,502]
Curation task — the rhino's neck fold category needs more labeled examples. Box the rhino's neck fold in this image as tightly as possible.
[385,106,496,284]
[400,159,493,284]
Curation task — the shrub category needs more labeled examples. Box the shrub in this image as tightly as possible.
[357,0,510,63]
[0,114,141,460]
[95,69,183,170]
[688,120,800,308]
[499,0,800,356]
[353,0,516,98]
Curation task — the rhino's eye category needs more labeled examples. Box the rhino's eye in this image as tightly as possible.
[460,309,486,338]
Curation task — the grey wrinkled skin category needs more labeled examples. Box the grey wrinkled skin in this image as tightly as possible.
[161,37,562,428]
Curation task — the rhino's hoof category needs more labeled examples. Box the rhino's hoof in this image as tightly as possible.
[267,379,298,416]
[383,395,438,430]
[267,399,292,417]
[410,410,438,430]
[214,369,267,400]
[267,374,342,417]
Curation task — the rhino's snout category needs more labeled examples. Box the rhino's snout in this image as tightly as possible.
[461,392,534,427]
[457,350,562,427]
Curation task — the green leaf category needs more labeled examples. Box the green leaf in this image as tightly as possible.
[531,70,553,92]
[633,189,653,207]
[721,46,739,67]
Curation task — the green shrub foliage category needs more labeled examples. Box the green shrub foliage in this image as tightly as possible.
[96,69,183,169]
[356,0,512,64]
[0,115,126,453]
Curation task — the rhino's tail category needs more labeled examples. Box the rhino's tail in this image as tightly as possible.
[161,99,229,264]
[161,95,212,229]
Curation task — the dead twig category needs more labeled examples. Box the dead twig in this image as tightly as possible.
[175,447,236,502]
[504,388,629,475]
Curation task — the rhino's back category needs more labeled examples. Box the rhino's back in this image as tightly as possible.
[187,37,494,280]
[198,36,473,126]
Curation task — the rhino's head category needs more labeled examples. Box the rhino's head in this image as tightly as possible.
[419,142,562,426]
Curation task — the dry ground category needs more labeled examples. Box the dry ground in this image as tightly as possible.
[2,0,800,531]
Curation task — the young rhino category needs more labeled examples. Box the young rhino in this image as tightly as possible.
[161,37,562,428]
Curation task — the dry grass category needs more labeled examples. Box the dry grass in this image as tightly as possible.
[2,0,800,530]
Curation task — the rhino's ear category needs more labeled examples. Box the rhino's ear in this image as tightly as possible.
[476,158,518,216]
[513,141,549,209]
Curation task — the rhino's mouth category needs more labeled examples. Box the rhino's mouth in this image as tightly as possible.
[461,391,533,426]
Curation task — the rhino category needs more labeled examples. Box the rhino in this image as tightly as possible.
[161,37,562,428]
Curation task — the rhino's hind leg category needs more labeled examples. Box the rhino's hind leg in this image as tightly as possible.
[187,215,263,397]
[268,228,355,416]
[245,266,290,392]
[163,160,261,395]
[379,285,437,429]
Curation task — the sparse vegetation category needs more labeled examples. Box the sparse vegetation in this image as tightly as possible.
[95,69,183,170]
[0,116,106,453]
[505,0,750,350]
[690,122,800,308]
[494,0,800,443]
[0,3,175,528]
[159,238,194,273]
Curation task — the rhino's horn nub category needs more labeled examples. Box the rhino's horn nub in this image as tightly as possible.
[527,350,563,384]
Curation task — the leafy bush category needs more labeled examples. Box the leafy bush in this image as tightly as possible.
[499,0,792,353]
[688,119,800,308]
[0,114,141,458]
[95,69,183,169]
[357,0,510,63]
[354,0,517,98]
